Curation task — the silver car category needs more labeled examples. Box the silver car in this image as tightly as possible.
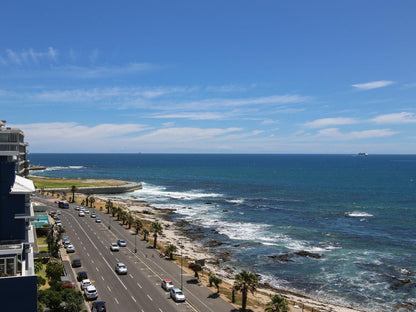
[84,285,98,300]
[115,262,128,275]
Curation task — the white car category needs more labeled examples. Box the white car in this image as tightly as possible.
[78,211,85,217]
[66,244,75,253]
[80,279,92,290]
[161,279,174,291]
[170,288,186,302]
[84,209,90,214]
[84,285,98,300]
[115,262,128,275]
[110,243,119,252]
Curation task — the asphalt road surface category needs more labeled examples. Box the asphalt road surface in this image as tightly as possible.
[36,195,238,312]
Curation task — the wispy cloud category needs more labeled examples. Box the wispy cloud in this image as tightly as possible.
[303,117,359,128]
[2,47,58,65]
[371,112,416,124]
[316,128,398,140]
[151,112,225,120]
[352,80,394,90]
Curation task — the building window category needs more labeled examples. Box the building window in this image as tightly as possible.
[0,257,16,276]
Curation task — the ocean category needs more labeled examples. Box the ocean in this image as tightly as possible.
[29,153,416,312]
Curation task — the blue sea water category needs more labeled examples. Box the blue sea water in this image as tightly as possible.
[29,153,416,311]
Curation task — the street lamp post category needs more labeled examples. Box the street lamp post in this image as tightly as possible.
[180,245,183,290]
[134,232,137,253]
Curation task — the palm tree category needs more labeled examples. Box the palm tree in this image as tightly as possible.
[127,214,134,229]
[111,205,117,217]
[121,211,128,225]
[134,219,143,235]
[116,207,122,221]
[150,221,163,248]
[209,275,222,293]
[189,262,202,280]
[142,229,149,241]
[265,294,289,312]
[89,196,95,208]
[71,185,77,203]
[164,244,177,260]
[234,270,259,312]
[105,199,113,214]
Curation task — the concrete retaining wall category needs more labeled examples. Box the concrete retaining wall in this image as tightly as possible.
[42,181,142,194]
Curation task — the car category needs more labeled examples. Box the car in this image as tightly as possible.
[66,244,75,253]
[115,262,128,275]
[63,240,71,248]
[170,288,186,302]
[161,279,174,291]
[56,221,62,227]
[62,237,70,244]
[95,218,101,223]
[80,279,92,290]
[91,301,106,312]
[84,209,90,214]
[117,239,127,247]
[110,243,119,252]
[71,259,82,268]
[84,285,98,300]
[77,271,88,282]
[57,210,62,215]
[91,213,96,218]
[75,206,80,210]
[78,211,85,217]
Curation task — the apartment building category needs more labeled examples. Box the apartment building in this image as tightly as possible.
[0,121,37,311]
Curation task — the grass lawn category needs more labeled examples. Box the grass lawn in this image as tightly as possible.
[30,176,127,189]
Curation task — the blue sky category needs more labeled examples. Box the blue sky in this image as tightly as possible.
[2,1,416,153]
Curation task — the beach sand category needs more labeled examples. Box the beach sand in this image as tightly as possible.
[88,194,365,312]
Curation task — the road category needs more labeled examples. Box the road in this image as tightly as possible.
[36,195,238,312]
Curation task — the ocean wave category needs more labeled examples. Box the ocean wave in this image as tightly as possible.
[45,165,85,171]
[137,182,224,201]
[345,211,374,218]
[226,198,245,204]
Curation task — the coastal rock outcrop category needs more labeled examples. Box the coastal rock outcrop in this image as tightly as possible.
[268,250,323,262]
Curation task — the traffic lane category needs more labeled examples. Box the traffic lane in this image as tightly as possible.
[71,209,195,312]
[100,212,220,312]
[63,209,185,312]
[62,211,149,312]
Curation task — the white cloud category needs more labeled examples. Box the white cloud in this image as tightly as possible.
[151,112,225,120]
[371,112,416,124]
[316,128,398,140]
[3,47,58,65]
[303,117,359,128]
[352,80,394,90]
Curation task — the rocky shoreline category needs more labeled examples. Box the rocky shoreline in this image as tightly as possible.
[98,194,365,312]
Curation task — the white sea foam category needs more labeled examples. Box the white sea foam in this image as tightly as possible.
[345,211,374,217]
[45,165,85,171]
[226,198,245,204]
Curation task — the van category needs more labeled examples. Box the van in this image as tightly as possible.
[59,201,70,209]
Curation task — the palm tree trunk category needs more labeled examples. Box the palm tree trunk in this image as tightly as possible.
[242,290,247,312]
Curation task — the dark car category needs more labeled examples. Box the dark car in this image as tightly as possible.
[72,259,82,268]
[91,301,106,312]
[77,271,88,282]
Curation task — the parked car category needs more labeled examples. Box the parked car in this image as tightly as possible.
[63,240,71,248]
[95,218,101,223]
[78,211,85,217]
[170,288,186,302]
[91,301,106,312]
[84,285,98,300]
[91,213,96,218]
[77,271,88,282]
[117,239,127,247]
[66,245,75,253]
[80,279,92,290]
[161,279,174,291]
[62,237,70,244]
[71,259,82,268]
[115,262,128,275]
[110,243,119,252]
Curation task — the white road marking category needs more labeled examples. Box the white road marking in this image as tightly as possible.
[137,282,142,288]
[147,294,153,301]
[129,274,134,279]
[107,285,111,292]
[131,296,137,303]
[114,298,119,304]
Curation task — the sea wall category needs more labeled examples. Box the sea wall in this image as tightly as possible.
[42,182,142,194]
